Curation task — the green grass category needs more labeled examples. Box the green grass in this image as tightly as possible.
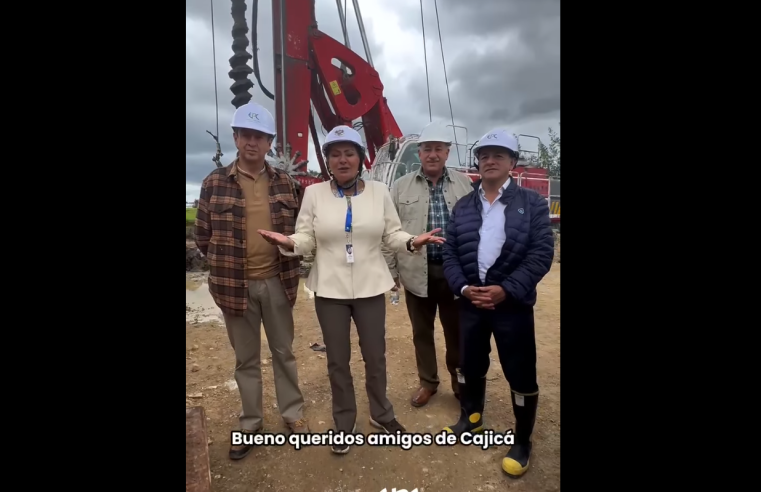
[186,208,197,225]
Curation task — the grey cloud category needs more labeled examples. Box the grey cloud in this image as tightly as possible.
[394,0,560,41]
[373,0,559,141]
[520,95,561,118]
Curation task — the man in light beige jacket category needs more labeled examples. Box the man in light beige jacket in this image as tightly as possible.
[384,122,474,407]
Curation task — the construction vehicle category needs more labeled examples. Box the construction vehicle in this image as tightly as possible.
[204,0,559,222]
[367,133,559,226]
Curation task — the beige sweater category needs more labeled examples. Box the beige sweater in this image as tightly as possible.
[280,180,414,299]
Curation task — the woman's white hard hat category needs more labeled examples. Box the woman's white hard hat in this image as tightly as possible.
[322,125,365,154]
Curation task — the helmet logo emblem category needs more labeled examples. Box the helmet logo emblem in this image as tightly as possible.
[486,133,498,139]
[335,129,344,136]
[248,112,260,120]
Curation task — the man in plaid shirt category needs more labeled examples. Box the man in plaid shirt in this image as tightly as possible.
[195,102,308,461]
[384,122,474,408]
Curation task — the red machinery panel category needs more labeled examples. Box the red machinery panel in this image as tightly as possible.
[272,0,403,177]
[514,167,549,198]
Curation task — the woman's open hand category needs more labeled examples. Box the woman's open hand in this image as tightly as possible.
[257,229,295,250]
[411,228,446,249]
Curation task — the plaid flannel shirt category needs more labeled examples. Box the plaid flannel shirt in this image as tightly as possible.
[195,161,302,317]
[423,166,449,261]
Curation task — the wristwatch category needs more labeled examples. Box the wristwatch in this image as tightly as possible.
[406,236,417,252]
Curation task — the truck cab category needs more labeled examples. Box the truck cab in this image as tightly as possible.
[366,134,559,227]
[366,134,477,186]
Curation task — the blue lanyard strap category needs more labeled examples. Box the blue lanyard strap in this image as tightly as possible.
[336,182,357,233]
[343,197,352,232]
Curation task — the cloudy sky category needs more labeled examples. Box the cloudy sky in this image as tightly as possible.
[186,0,560,202]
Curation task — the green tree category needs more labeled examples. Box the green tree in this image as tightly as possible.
[522,122,560,178]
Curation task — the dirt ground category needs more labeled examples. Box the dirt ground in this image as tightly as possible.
[186,263,560,492]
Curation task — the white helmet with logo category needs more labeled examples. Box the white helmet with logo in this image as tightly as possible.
[322,125,365,155]
[417,121,452,145]
[231,102,277,136]
[472,128,519,156]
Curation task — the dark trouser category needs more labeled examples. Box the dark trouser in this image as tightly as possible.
[459,296,538,443]
[404,262,461,394]
[314,294,395,432]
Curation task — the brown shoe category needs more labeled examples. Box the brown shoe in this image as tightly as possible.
[229,427,262,460]
[411,387,437,407]
[286,418,310,434]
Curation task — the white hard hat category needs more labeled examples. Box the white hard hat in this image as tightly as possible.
[231,102,276,136]
[472,128,519,156]
[417,121,452,145]
[322,125,365,155]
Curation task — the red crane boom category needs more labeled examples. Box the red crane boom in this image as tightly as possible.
[269,0,402,185]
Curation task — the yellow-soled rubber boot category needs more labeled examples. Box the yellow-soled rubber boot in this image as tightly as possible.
[443,408,484,436]
[502,391,538,478]
[443,375,486,437]
[502,440,532,477]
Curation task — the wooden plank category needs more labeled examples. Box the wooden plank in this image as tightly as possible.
[186,406,211,492]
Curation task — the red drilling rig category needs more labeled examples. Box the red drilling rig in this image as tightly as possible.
[215,0,559,224]
[224,0,398,187]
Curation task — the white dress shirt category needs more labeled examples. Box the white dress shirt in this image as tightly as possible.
[460,177,511,294]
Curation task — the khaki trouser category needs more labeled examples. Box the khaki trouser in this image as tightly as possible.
[222,276,304,431]
[404,262,461,394]
[314,294,395,432]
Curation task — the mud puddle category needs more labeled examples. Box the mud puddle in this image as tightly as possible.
[185,273,269,341]
[186,273,224,324]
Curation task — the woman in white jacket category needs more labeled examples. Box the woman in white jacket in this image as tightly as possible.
[258,125,443,454]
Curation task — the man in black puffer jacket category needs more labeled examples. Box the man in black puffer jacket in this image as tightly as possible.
[441,128,554,478]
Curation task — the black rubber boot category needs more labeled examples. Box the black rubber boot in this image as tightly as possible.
[502,391,538,478]
[443,375,486,437]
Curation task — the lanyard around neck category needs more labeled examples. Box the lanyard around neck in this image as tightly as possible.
[336,181,357,233]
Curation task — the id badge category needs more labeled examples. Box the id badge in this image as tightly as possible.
[345,244,354,263]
